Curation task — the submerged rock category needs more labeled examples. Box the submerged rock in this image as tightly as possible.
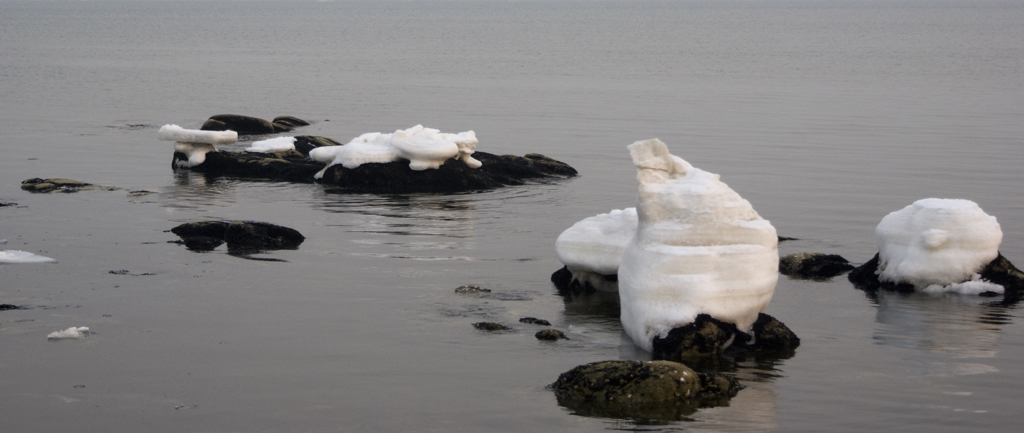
[172,149,577,194]
[200,114,283,135]
[652,313,800,362]
[779,252,855,281]
[551,360,741,421]
[535,329,568,341]
[472,322,511,331]
[20,178,116,194]
[519,317,552,326]
[170,221,305,253]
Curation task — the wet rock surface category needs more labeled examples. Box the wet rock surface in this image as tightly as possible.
[200,114,286,135]
[170,221,305,253]
[849,253,1024,299]
[551,360,741,421]
[535,329,568,340]
[652,313,800,362]
[454,285,491,294]
[21,178,117,194]
[779,252,855,280]
[550,266,617,297]
[519,317,552,326]
[472,322,511,331]
[173,149,577,194]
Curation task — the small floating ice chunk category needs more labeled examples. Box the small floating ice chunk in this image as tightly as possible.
[876,198,1002,290]
[618,138,778,352]
[173,142,217,168]
[245,136,296,153]
[47,326,89,340]
[556,207,638,284]
[308,125,480,177]
[0,250,57,263]
[158,124,237,144]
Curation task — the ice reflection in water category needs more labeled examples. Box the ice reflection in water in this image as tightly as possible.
[161,170,239,210]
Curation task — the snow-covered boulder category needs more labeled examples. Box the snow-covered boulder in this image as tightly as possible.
[158,124,237,144]
[618,138,779,352]
[309,125,480,176]
[245,136,297,153]
[555,208,637,291]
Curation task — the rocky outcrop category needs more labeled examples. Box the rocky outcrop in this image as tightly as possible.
[779,252,854,280]
[551,360,741,421]
[849,252,1024,297]
[652,313,799,362]
[170,221,305,253]
[172,149,577,194]
[21,178,117,194]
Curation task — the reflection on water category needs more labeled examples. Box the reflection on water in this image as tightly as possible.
[161,171,238,210]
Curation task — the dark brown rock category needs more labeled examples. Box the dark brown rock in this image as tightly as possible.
[201,114,275,135]
[271,115,311,133]
[519,317,552,326]
[472,322,510,331]
[653,313,800,363]
[170,221,304,254]
[535,329,568,340]
[779,252,854,281]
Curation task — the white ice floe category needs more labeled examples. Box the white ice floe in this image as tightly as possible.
[618,138,779,352]
[0,250,57,264]
[555,207,638,290]
[245,136,296,153]
[158,124,237,144]
[875,198,1002,293]
[308,125,480,178]
[47,326,89,340]
[173,142,218,168]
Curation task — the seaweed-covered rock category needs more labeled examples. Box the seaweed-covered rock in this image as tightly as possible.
[850,252,1024,296]
[536,329,568,340]
[20,178,116,194]
[551,360,741,421]
[520,317,552,326]
[779,252,854,281]
[454,285,491,294]
[170,221,305,253]
[652,313,799,362]
[172,149,577,194]
[200,114,276,135]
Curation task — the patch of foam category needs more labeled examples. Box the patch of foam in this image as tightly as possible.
[308,125,480,177]
[245,136,296,153]
[158,124,237,144]
[47,326,89,339]
[618,138,778,352]
[876,198,1002,290]
[0,250,57,264]
[555,208,638,288]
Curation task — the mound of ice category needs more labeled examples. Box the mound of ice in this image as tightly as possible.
[47,326,89,340]
[308,125,480,178]
[158,124,237,144]
[245,136,296,153]
[875,198,1002,292]
[618,139,778,352]
[173,142,218,168]
[0,250,56,264]
[555,207,637,289]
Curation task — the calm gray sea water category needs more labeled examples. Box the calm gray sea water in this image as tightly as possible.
[2,0,1023,431]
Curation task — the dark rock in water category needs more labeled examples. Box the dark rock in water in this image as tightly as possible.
[170,221,304,253]
[472,322,510,331]
[200,114,276,135]
[535,329,568,341]
[848,253,1023,299]
[0,202,17,207]
[778,236,798,242]
[454,285,491,294]
[21,178,116,194]
[551,360,741,422]
[1,304,25,311]
[173,148,577,193]
[779,252,855,281]
[519,317,551,326]
[293,136,341,156]
[271,115,311,133]
[550,265,617,297]
[653,313,800,363]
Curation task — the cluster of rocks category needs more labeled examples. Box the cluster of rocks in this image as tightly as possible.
[169,221,305,254]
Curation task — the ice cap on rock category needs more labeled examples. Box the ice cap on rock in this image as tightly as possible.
[875,198,1002,291]
[618,138,778,352]
[555,207,638,281]
[308,125,480,178]
[158,124,237,145]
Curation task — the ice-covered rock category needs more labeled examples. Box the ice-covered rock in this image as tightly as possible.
[308,125,479,177]
[555,207,637,290]
[47,326,89,339]
[158,124,237,144]
[173,142,218,168]
[875,198,1002,292]
[0,250,56,264]
[618,138,779,352]
[245,136,296,153]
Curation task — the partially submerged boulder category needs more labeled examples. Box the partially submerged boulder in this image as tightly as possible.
[201,114,283,135]
[551,360,741,421]
[779,252,855,281]
[21,178,116,194]
[652,313,800,362]
[536,329,568,341]
[849,253,1024,297]
[271,115,310,133]
[171,221,305,253]
[172,149,577,194]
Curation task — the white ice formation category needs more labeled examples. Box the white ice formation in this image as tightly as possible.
[47,326,89,340]
[555,207,638,291]
[173,142,218,168]
[875,198,1003,294]
[0,250,57,264]
[308,125,481,178]
[618,138,779,352]
[245,136,296,153]
[158,124,237,144]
